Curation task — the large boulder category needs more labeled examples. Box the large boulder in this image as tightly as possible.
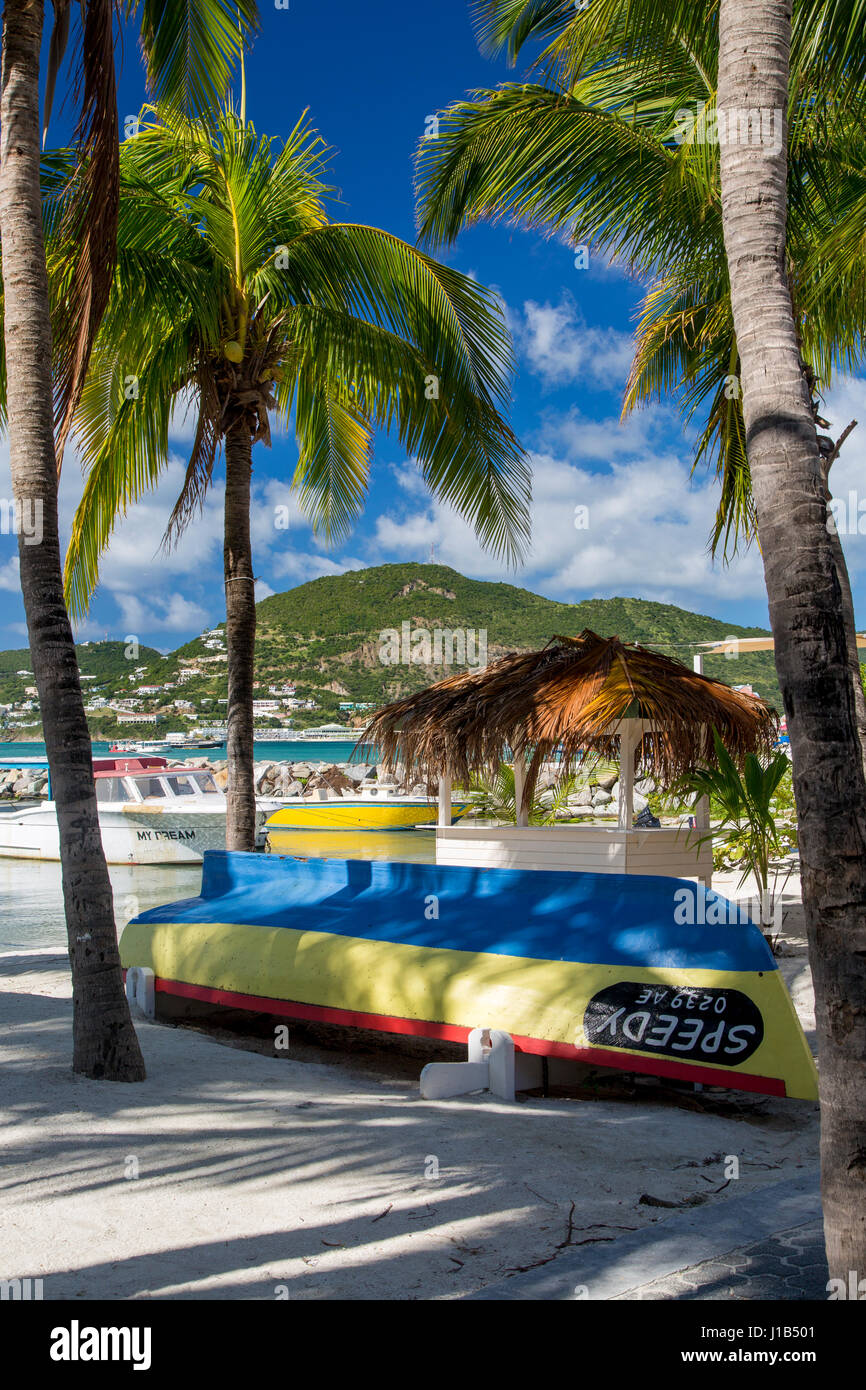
[568,782,593,807]
[283,780,304,797]
[610,781,649,815]
[592,789,613,807]
[293,763,312,779]
[595,771,618,792]
[320,767,355,794]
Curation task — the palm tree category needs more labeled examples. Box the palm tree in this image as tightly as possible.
[415,0,866,1279]
[676,730,795,931]
[59,105,530,849]
[415,4,866,762]
[716,0,866,1281]
[467,762,582,825]
[0,0,258,1081]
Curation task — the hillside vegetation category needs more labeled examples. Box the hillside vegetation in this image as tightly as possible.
[0,564,787,733]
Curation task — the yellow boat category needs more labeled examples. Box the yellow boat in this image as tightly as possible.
[264,791,472,832]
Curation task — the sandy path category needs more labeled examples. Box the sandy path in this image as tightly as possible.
[0,936,818,1301]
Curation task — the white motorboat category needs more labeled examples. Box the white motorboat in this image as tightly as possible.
[0,757,229,865]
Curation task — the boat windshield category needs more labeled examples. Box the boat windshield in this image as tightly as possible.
[191,772,220,794]
[137,776,167,800]
[162,772,221,796]
[95,777,133,803]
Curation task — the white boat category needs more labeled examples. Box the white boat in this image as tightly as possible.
[0,757,229,865]
[108,739,171,755]
[297,724,364,742]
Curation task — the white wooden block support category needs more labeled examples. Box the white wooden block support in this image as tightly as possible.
[437,776,452,828]
[513,758,529,827]
[420,1027,516,1101]
[125,966,155,1019]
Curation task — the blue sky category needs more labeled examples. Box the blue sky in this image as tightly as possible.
[1,0,864,651]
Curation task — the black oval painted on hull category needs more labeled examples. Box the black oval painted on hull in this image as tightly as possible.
[583,980,764,1064]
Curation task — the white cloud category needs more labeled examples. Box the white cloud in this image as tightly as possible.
[268,550,366,582]
[374,402,767,612]
[513,297,635,390]
[0,555,20,591]
[112,592,210,635]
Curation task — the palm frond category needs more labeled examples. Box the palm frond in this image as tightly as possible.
[131,0,261,117]
[52,0,120,469]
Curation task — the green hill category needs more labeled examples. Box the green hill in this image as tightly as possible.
[250,563,780,710]
[0,564,787,730]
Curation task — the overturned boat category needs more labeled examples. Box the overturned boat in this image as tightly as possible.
[120,851,817,1099]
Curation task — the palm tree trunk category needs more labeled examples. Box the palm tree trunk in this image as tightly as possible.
[0,0,144,1080]
[830,527,866,778]
[718,0,866,1279]
[224,416,257,851]
[823,465,866,778]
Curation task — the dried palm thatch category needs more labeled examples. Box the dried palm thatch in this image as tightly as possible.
[362,630,776,809]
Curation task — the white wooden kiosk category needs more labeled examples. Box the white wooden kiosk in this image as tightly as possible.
[435,712,712,886]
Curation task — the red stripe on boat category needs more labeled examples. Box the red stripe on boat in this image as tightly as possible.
[151,975,787,1097]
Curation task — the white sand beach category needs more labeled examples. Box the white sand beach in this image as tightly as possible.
[0,878,819,1301]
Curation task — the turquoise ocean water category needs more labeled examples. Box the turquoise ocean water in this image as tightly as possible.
[0,737,436,953]
[0,738,377,765]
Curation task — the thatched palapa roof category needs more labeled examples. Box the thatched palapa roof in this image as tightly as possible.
[362,630,776,797]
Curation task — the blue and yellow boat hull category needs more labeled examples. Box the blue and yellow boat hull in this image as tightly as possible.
[120,852,818,1100]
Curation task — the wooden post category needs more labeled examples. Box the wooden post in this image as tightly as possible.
[692,654,710,832]
[618,720,636,829]
[513,756,528,827]
[437,776,452,827]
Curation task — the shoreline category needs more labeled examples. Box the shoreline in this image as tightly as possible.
[0,885,818,1301]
